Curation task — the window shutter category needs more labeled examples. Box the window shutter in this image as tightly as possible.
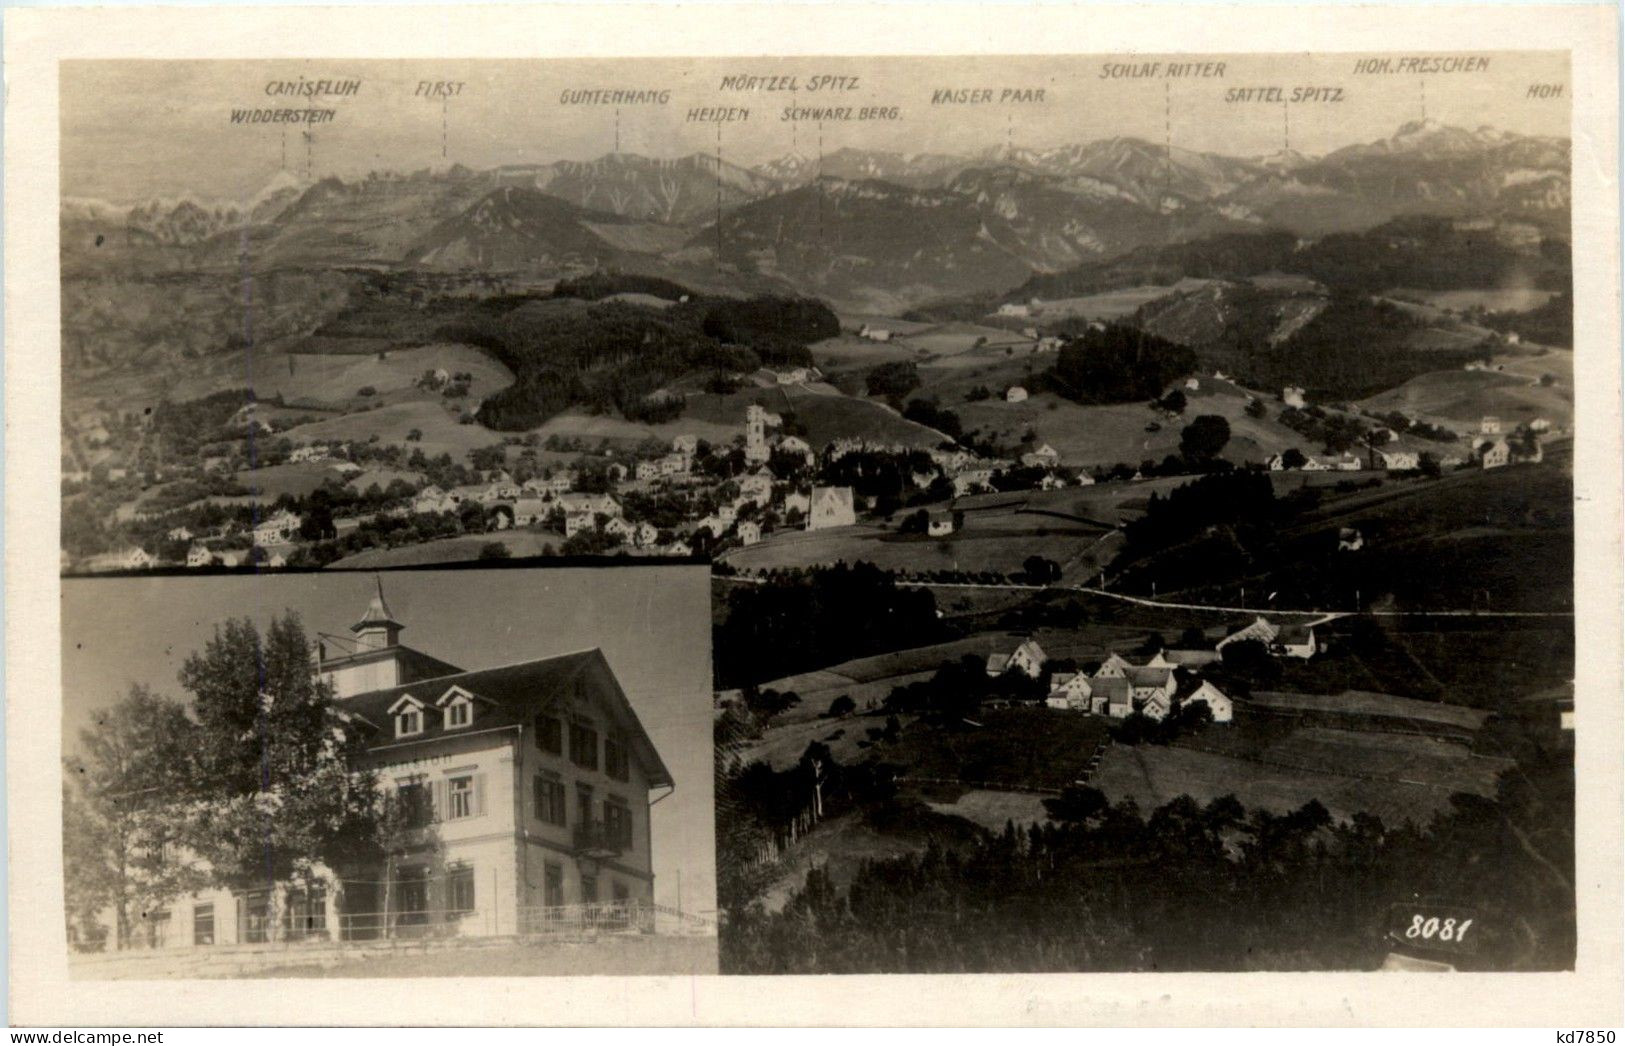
[474,773,487,817]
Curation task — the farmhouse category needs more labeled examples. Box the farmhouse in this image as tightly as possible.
[806,486,857,531]
[1020,444,1060,468]
[1092,652,1132,679]
[1216,616,1280,652]
[186,544,214,568]
[252,510,302,545]
[737,520,762,546]
[1005,386,1029,403]
[1275,625,1318,660]
[986,638,1046,680]
[927,511,957,537]
[737,473,773,507]
[564,513,597,539]
[776,435,814,464]
[1478,437,1511,469]
[952,467,995,496]
[1090,677,1133,718]
[100,580,673,950]
[632,522,659,548]
[1377,449,1420,471]
[511,498,548,527]
[1044,672,1093,711]
[1182,680,1234,723]
[1124,665,1176,705]
[558,493,619,518]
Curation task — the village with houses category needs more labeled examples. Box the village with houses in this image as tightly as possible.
[55,55,1582,978]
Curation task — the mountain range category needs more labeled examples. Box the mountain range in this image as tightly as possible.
[62,120,1570,310]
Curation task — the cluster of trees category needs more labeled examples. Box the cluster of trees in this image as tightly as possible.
[147,388,257,458]
[1212,293,1475,401]
[64,614,394,950]
[450,295,833,431]
[866,361,921,401]
[880,654,1044,720]
[1277,404,1373,456]
[1046,324,1199,405]
[1107,699,1215,745]
[1479,288,1572,348]
[713,563,948,688]
[901,398,963,439]
[722,744,1575,973]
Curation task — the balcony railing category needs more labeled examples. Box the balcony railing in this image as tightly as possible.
[572,820,627,858]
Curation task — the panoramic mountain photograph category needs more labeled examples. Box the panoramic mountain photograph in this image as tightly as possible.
[58,52,1575,976]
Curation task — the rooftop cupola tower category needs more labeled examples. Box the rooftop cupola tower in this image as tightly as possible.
[352,575,405,651]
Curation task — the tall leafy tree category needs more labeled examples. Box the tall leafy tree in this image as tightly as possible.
[62,685,205,949]
[177,612,396,915]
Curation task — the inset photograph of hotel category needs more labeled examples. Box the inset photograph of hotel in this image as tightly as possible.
[61,565,716,977]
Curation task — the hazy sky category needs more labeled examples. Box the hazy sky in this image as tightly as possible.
[61,52,1570,203]
[60,565,716,915]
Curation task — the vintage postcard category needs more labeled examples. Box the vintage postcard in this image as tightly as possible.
[6,1,1621,1028]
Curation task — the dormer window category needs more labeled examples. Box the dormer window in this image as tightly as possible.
[438,686,475,730]
[389,695,426,739]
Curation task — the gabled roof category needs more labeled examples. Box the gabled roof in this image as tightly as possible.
[1092,677,1131,701]
[1124,665,1173,687]
[345,649,674,789]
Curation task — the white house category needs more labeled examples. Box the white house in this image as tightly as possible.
[1005,386,1029,403]
[252,510,302,545]
[635,462,661,482]
[986,638,1046,680]
[737,520,762,546]
[671,434,698,456]
[927,511,957,537]
[1217,616,1280,652]
[564,513,597,538]
[1124,665,1177,707]
[807,487,857,531]
[512,498,549,527]
[1020,444,1059,468]
[737,473,773,507]
[1479,438,1511,469]
[1045,672,1093,711]
[558,493,619,518]
[1283,386,1307,409]
[99,581,673,951]
[952,467,995,496]
[1378,449,1420,471]
[1275,625,1318,660]
[1093,652,1132,679]
[185,545,214,568]
[1183,680,1234,723]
